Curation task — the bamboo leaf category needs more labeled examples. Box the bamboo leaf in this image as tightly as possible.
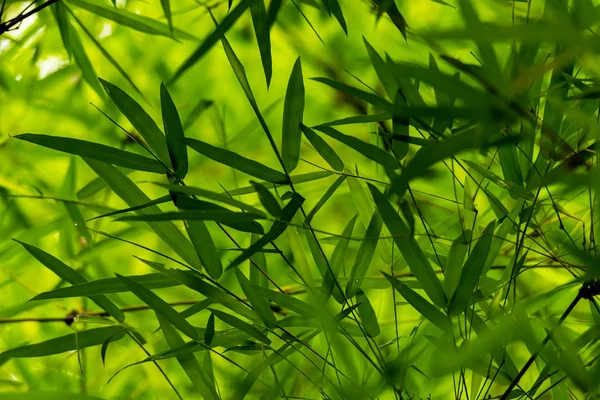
[383,273,451,332]
[235,269,277,329]
[250,0,272,86]
[282,57,305,173]
[16,241,124,323]
[210,309,271,345]
[356,289,380,337]
[99,79,171,167]
[184,138,287,183]
[300,124,344,171]
[447,221,496,316]
[346,210,384,298]
[185,218,223,280]
[251,181,281,217]
[13,134,166,174]
[368,184,446,307]
[204,313,215,346]
[311,78,392,110]
[0,326,126,359]
[171,0,253,82]
[116,273,200,340]
[160,83,188,180]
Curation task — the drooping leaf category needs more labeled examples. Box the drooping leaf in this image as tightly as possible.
[184,138,287,183]
[251,181,281,217]
[99,79,171,167]
[185,218,223,280]
[0,326,126,359]
[13,134,166,174]
[300,124,344,171]
[116,273,200,340]
[282,57,305,173]
[204,313,215,346]
[346,210,384,298]
[210,309,271,345]
[447,221,496,316]
[368,184,446,307]
[235,269,277,329]
[356,289,380,337]
[160,83,188,180]
[16,241,124,323]
[171,0,253,82]
[250,0,272,86]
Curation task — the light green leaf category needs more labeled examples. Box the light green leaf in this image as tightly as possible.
[235,269,277,329]
[356,290,380,337]
[282,57,305,173]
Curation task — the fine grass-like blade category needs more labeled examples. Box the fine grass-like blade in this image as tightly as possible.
[224,171,332,196]
[447,221,496,316]
[304,175,346,223]
[345,210,384,298]
[160,83,188,180]
[463,159,534,201]
[116,210,265,224]
[356,289,380,337]
[369,184,446,307]
[66,0,196,40]
[84,160,200,268]
[282,57,305,173]
[322,214,357,302]
[116,273,199,340]
[184,138,287,183]
[157,315,219,400]
[99,79,171,167]
[235,269,277,329]
[170,0,253,82]
[13,134,166,174]
[0,326,125,359]
[383,273,451,332]
[88,195,172,221]
[16,241,124,323]
[209,309,271,344]
[300,124,344,171]
[250,0,272,86]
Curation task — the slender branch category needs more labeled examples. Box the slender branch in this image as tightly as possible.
[0,0,59,35]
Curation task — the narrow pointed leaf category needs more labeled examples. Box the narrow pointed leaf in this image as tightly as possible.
[300,124,344,171]
[13,134,166,174]
[185,219,223,279]
[251,181,281,217]
[250,0,272,86]
[204,313,215,346]
[356,290,380,337]
[160,83,188,180]
[210,309,271,345]
[282,57,305,173]
[235,269,277,329]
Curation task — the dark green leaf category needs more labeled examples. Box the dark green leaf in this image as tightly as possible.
[235,269,277,329]
[160,83,188,180]
[282,57,305,173]
[204,313,215,346]
[300,124,344,171]
[251,181,281,217]
[250,0,272,86]
[210,309,271,345]
[356,290,380,337]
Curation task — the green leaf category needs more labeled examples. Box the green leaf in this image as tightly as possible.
[0,326,125,359]
[157,315,219,400]
[160,0,172,33]
[368,184,446,307]
[447,221,496,316]
[88,195,172,221]
[311,78,392,110]
[184,138,287,183]
[171,0,253,82]
[300,124,344,171]
[464,159,534,201]
[31,273,179,301]
[155,182,266,216]
[235,269,277,329]
[372,0,408,39]
[160,83,188,180]
[13,134,166,174]
[444,231,471,298]
[251,181,281,217]
[321,215,357,302]
[254,286,315,317]
[16,241,124,323]
[226,193,304,270]
[304,175,346,223]
[66,0,196,40]
[345,210,384,298]
[84,160,200,268]
[204,313,215,346]
[224,171,333,196]
[0,393,104,400]
[250,0,272,86]
[116,210,265,224]
[116,273,199,340]
[356,290,380,337]
[53,3,103,97]
[99,79,171,167]
[210,309,271,345]
[185,218,223,279]
[282,57,305,173]
[314,126,397,170]
[383,273,451,332]
[327,0,348,34]
[363,37,397,99]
